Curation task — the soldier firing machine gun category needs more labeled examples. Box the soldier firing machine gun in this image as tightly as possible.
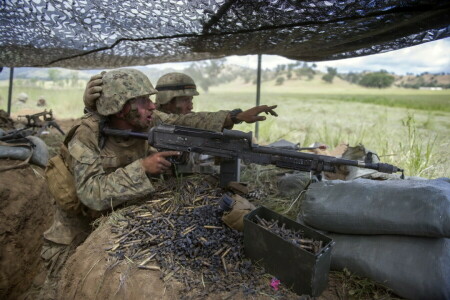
[103,124,404,187]
[17,109,65,136]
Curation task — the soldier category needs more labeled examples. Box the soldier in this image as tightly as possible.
[37,96,47,107]
[155,72,198,115]
[155,72,238,174]
[42,68,277,278]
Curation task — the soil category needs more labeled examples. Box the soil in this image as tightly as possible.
[58,223,184,300]
[0,114,74,299]
[0,160,54,299]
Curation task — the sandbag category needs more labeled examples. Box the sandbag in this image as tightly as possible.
[300,178,450,237]
[277,171,311,197]
[0,136,49,167]
[329,233,450,300]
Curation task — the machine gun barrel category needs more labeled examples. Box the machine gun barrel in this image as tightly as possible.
[103,124,404,183]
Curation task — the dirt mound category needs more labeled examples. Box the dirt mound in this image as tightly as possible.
[58,223,183,299]
[0,160,54,299]
[58,221,298,300]
[57,176,311,300]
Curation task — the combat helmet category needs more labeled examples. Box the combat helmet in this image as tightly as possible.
[155,73,199,106]
[96,69,157,116]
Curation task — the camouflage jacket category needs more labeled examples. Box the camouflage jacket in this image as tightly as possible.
[68,110,229,211]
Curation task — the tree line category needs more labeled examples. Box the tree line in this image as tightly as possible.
[2,61,448,91]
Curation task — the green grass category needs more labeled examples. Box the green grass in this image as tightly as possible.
[332,94,450,112]
[194,85,450,179]
[0,83,85,119]
[331,269,402,300]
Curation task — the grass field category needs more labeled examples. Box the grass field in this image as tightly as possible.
[1,76,449,178]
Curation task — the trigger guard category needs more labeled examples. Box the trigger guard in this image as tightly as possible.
[166,151,189,164]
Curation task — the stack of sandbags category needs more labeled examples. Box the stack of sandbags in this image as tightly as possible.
[0,135,49,167]
[298,178,450,300]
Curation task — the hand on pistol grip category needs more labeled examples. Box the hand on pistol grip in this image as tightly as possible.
[161,149,188,164]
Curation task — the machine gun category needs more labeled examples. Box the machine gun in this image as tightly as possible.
[18,109,65,135]
[103,124,404,187]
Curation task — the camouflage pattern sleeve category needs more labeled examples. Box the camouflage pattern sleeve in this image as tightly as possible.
[153,110,229,131]
[68,133,154,211]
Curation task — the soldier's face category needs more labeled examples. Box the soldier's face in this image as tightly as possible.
[124,96,156,130]
[174,96,193,114]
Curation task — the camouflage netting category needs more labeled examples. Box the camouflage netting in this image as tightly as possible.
[1,0,449,69]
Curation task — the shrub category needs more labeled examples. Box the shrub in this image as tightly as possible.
[359,72,395,88]
[275,77,285,85]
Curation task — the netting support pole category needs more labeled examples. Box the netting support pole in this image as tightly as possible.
[255,54,262,140]
[7,67,14,116]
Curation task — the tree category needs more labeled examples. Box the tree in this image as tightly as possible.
[184,59,225,92]
[70,71,79,87]
[275,77,285,85]
[321,67,338,83]
[326,67,337,76]
[322,73,334,83]
[48,69,61,82]
[359,72,395,88]
[342,72,361,84]
[295,64,315,80]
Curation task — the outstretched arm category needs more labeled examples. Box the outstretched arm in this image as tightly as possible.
[82,72,279,131]
[223,105,278,129]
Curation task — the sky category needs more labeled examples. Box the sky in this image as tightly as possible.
[150,38,450,75]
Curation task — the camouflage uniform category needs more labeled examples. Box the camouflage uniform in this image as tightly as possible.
[42,69,229,276]
[154,72,221,174]
[43,110,228,244]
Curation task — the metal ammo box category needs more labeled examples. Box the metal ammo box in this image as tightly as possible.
[243,206,334,297]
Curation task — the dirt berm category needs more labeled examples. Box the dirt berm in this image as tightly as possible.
[58,220,317,300]
[57,223,185,299]
[0,160,54,299]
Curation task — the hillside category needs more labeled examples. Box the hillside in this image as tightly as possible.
[1,64,449,90]
[394,73,450,88]
[0,66,178,83]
